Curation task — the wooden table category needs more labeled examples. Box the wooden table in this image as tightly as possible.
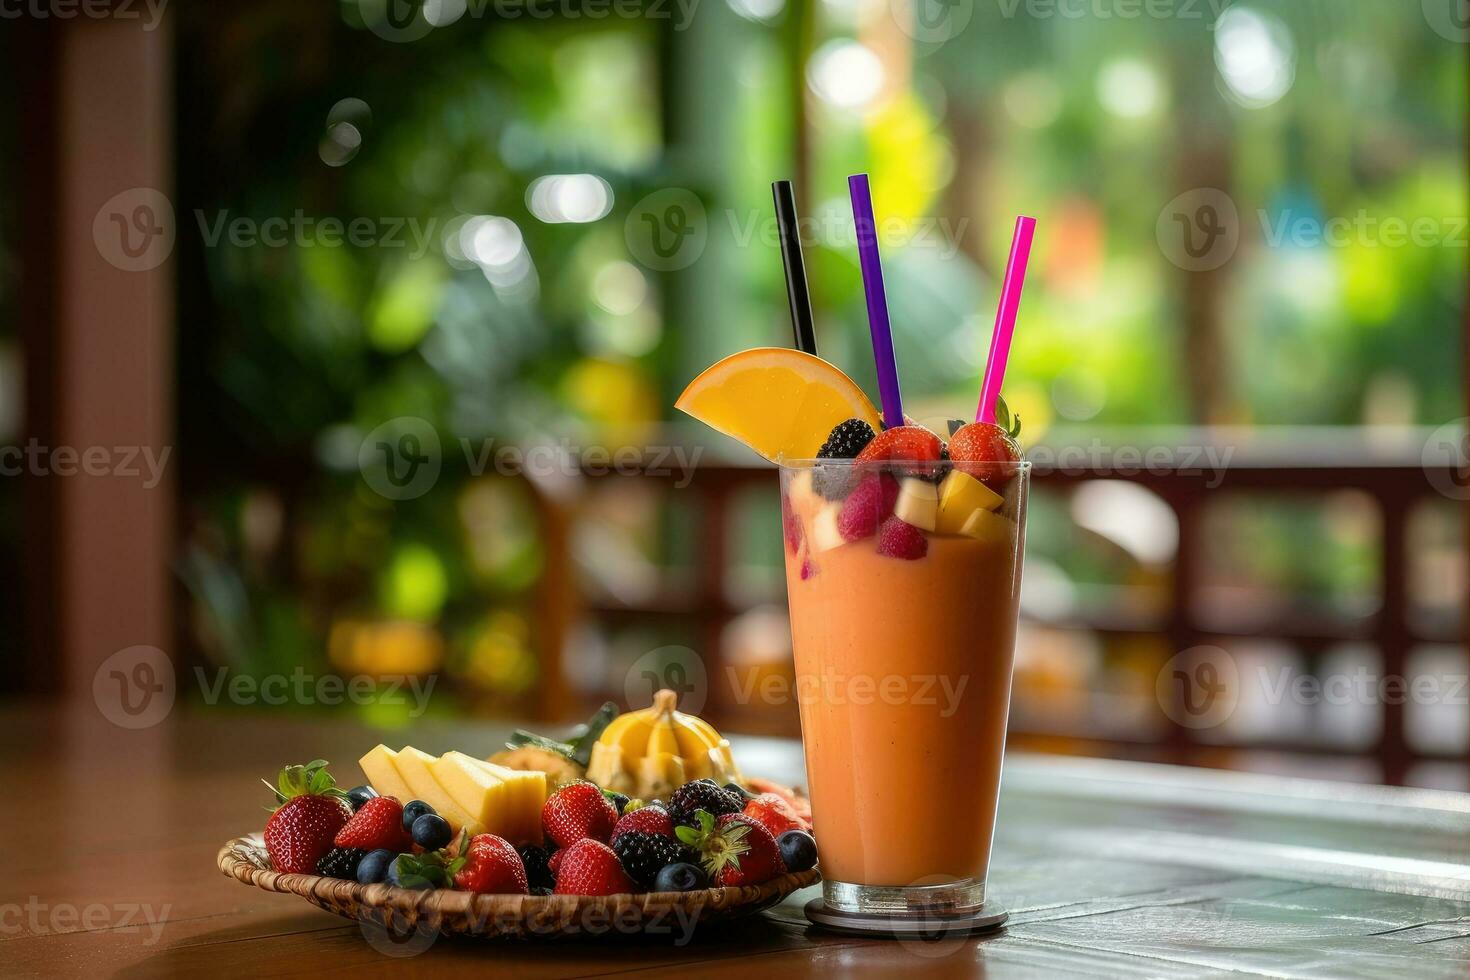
[6,704,1470,978]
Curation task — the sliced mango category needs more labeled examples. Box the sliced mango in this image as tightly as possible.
[359,744,415,802]
[391,746,485,836]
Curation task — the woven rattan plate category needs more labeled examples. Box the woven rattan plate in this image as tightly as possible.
[218,834,820,939]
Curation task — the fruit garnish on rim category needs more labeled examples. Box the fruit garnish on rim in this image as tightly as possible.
[675,347,881,463]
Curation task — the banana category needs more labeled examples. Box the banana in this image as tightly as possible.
[585,689,742,799]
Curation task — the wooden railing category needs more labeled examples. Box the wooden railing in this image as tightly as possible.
[536,427,1467,786]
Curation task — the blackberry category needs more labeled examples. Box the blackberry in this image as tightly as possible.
[517,843,556,891]
[817,419,875,460]
[315,847,368,880]
[613,832,689,889]
[668,781,743,828]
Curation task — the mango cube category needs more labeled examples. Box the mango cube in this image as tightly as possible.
[359,744,415,803]
[893,478,939,532]
[959,506,1013,547]
[391,746,485,836]
[935,470,1003,535]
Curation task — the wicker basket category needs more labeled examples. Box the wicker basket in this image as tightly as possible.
[218,834,820,940]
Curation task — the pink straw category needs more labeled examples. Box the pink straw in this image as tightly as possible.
[977,215,1037,424]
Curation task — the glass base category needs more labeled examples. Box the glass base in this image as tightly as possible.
[823,878,986,915]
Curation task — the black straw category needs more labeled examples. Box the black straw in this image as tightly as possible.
[772,180,818,355]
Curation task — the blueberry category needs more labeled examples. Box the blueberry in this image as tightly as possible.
[385,855,431,890]
[653,862,708,893]
[356,848,395,884]
[401,800,435,832]
[777,830,817,872]
[411,812,452,850]
[346,785,379,812]
[723,782,756,800]
[607,792,630,816]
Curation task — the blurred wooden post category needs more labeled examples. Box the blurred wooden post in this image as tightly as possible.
[24,14,175,702]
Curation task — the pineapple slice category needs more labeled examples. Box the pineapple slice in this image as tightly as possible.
[358,744,416,802]
[427,751,547,845]
[391,746,485,836]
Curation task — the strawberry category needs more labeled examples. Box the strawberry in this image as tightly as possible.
[262,760,352,874]
[548,848,566,879]
[744,777,812,826]
[835,473,900,541]
[947,421,1020,490]
[742,793,808,839]
[454,834,529,895]
[855,425,943,468]
[676,810,784,887]
[552,839,635,896]
[541,781,619,848]
[611,805,675,843]
[876,515,928,561]
[334,796,412,851]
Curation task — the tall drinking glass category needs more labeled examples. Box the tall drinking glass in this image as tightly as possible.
[778,458,1029,929]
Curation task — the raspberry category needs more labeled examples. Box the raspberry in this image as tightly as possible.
[781,492,803,554]
[836,473,901,541]
[817,418,876,459]
[877,516,927,560]
[947,422,1020,490]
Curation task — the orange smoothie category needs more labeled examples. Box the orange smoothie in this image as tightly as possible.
[780,462,1026,892]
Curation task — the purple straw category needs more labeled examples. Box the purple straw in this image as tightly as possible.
[848,174,904,430]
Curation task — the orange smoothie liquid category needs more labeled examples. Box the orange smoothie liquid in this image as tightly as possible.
[781,464,1025,888]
